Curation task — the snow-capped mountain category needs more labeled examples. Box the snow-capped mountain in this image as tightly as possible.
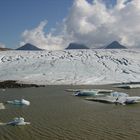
[0,49,140,85]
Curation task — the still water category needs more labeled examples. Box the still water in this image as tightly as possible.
[0,85,140,140]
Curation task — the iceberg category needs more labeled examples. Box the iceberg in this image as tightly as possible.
[115,84,140,89]
[115,96,140,105]
[74,90,104,96]
[74,90,97,96]
[0,103,5,110]
[7,99,30,106]
[73,89,113,97]
[110,92,129,98]
[86,91,140,105]
[7,117,30,126]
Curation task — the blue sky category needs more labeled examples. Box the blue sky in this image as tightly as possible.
[0,0,73,48]
[0,0,139,49]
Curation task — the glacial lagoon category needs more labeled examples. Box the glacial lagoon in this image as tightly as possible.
[0,85,140,140]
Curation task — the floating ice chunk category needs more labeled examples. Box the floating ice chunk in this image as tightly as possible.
[7,117,30,126]
[74,89,113,97]
[115,84,140,89]
[115,96,140,105]
[20,99,30,105]
[74,90,104,96]
[110,92,129,98]
[0,89,6,92]
[0,103,5,110]
[7,99,30,106]
[0,122,6,126]
[86,91,140,105]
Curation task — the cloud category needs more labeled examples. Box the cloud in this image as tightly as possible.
[21,20,68,50]
[0,42,6,48]
[65,0,140,48]
[21,0,140,49]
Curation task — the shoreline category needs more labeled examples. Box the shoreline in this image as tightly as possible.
[0,80,111,89]
[0,80,140,89]
[0,80,45,88]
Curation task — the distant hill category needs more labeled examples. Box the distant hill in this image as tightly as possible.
[16,43,42,51]
[66,43,89,49]
[105,41,127,49]
[0,47,12,51]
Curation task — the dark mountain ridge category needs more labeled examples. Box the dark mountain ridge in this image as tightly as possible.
[66,43,89,49]
[16,43,42,51]
[105,41,127,49]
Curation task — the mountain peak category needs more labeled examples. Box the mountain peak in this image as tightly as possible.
[16,43,42,51]
[105,41,127,49]
[66,43,89,49]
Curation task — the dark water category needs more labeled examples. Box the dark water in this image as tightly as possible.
[0,85,140,140]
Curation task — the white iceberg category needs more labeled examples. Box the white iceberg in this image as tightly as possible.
[7,117,30,126]
[7,99,30,106]
[74,90,103,96]
[0,103,5,110]
[86,91,140,105]
[115,84,140,89]
[73,89,113,96]
[115,96,140,105]
[110,92,129,98]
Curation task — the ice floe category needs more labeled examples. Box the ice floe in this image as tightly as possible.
[7,99,30,106]
[86,91,140,105]
[7,117,30,126]
[0,103,5,110]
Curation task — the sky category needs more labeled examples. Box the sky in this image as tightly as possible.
[0,0,73,49]
[0,0,140,50]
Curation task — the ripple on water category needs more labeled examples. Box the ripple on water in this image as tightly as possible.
[0,85,140,140]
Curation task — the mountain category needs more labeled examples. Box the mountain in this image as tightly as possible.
[16,43,42,51]
[105,41,127,49]
[66,43,89,49]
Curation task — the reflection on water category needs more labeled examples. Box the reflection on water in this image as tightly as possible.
[0,85,140,140]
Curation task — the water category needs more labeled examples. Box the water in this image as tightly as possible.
[0,85,140,140]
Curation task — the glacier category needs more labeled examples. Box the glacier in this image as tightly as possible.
[0,49,140,85]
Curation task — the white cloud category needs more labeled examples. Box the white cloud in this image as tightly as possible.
[0,42,6,48]
[21,20,68,50]
[21,0,140,49]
